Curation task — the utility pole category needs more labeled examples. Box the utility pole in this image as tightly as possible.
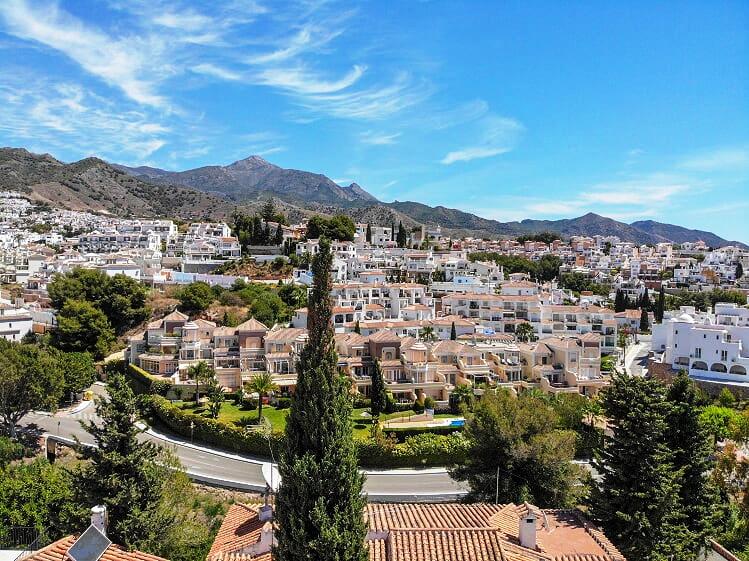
[495,466,500,505]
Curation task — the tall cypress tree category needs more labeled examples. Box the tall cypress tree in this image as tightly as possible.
[665,372,724,555]
[639,308,650,332]
[590,372,685,561]
[450,321,457,340]
[275,238,367,561]
[640,286,650,311]
[397,222,407,248]
[370,359,387,417]
[366,223,372,244]
[614,289,625,313]
[655,286,666,323]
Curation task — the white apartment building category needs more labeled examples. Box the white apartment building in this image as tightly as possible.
[0,301,34,341]
[652,303,749,383]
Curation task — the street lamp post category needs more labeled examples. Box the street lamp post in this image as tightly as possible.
[190,421,194,444]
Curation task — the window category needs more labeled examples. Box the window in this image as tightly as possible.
[721,350,728,361]
[695,348,702,358]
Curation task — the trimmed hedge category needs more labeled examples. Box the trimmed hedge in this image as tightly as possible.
[128,363,173,397]
[148,395,283,458]
[357,433,468,468]
[147,394,468,468]
[383,424,463,443]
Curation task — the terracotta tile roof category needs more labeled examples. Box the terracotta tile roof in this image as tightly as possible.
[236,318,269,331]
[368,329,402,343]
[207,503,625,561]
[264,328,307,341]
[163,310,189,321]
[209,504,266,559]
[23,535,167,561]
[366,503,506,531]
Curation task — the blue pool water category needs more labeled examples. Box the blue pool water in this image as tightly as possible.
[450,419,465,427]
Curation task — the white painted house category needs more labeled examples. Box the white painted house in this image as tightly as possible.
[651,303,749,382]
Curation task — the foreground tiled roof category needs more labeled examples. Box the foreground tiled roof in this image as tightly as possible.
[208,502,625,561]
[209,504,266,559]
[22,535,167,561]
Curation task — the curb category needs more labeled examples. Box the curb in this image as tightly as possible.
[143,425,450,476]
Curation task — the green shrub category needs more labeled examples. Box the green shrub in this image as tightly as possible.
[147,395,467,468]
[274,397,292,409]
[383,425,463,442]
[127,363,174,396]
[148,395,283,458]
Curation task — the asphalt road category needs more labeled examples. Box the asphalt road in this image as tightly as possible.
[22,394,466,503]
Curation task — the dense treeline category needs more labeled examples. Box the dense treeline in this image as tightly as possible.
[0,339,96,437]
[666,288,747,312]
[305,214,356,242]
[176,279,307,327]
[231,200,286,250]
[468,252,562,282]
[47,268,150,358]
[590,372,725,561]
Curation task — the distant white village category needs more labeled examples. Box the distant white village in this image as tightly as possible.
[2,190,749,402]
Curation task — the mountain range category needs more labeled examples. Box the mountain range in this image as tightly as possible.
[1,147,744,247]
[113,155,377,206]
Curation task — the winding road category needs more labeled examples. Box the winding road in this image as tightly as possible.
[22,385,466,503]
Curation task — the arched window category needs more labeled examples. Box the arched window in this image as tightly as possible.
[710,363,728,373]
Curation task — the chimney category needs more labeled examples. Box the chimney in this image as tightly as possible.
[91,505,107,535]
[254,522,275,555]
[519,511,537,550]
[258,504,273,522]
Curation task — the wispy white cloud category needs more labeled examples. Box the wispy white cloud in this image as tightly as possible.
[425,99,489,130]
[192,63,242,81]
[0,0,169,108]
[679,146,749,171]
[522,173,696,219]
[441,115,524,164]
[580,176,691,205]
[359,130,401,145]
[247,25,344,64]
[0,78,168,161]
[255,64,366,94]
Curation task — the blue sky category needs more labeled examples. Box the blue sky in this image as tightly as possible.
[0,1,747,241]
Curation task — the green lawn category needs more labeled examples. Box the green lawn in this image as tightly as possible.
[177,401,455,440]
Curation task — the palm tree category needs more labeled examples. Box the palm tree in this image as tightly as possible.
[188,360,214,404]
[450,383,474,413]
[419,325,436,342]
[515,322,536,343]
[245,372,279,424]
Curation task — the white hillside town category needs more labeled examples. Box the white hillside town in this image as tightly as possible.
[1,3,747,561]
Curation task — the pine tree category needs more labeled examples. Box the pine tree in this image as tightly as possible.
[665,372,724,555]
[275,238,367,561]
[737,262,744,280]
[589,373,685,561]
[450,321,457,340]
[366,223,372,244]
[641,287,650,311]
[655,286,666,323]
[639,308,650,332]
[76,374,178,550]
[370,359,387,417]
